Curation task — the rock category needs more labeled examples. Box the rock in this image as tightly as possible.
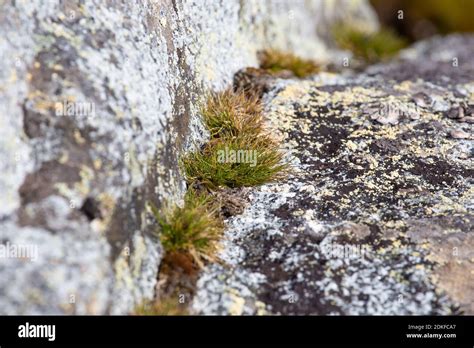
[215,188,250,218]
[0,0,377,314]
[449,129,471,139]
[193,34,474,315]
[446,107,462,119]
[460,116,474,124]
[368,104,400,125]
[412,92,432,109]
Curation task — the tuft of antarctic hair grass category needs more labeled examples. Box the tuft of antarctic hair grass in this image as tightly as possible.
[149,189,223,267]
[183,88,288,189]
[201,89,263,139]
[258,49,321,78]
[182,134,288,189]
[333,25,407,64]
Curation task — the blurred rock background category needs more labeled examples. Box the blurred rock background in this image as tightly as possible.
[371,0,474,41]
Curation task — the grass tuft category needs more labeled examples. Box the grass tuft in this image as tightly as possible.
[182,134,287,189]
[182,89,288,189]
[333,25,407,64]
[150,189,223,267]
[258,49,321,78]
[146,86,289,315]
[201,89,263,138]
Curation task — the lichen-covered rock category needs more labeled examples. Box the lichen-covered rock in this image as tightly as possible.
[193,34,474,315]
[0,0,377,314]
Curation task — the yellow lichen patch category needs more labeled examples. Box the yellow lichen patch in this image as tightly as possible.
[73,129,86,144]
[76,165,94,196]
[58,152,69,164]
[278,81,317,101]
[93,159,102,170]
[328,86,384,106]
[255,301,268,315]
[97,192,116,222]
[114,254,134,290]
[9,69,18,83]
[227,290,246,315]
[345,140,358,151]
[131,234,147,278]
[430,195,469,215]
[394,80,414,92]
[384,220,406,229]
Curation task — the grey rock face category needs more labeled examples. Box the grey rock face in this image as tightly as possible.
[0,0,377,314]
[193,35,474,315]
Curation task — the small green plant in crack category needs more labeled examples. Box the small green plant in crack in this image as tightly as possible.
[333,25,407,64]
[201,89,263,138]
[146,90,288,315]
[149,189,223,268]
[182,134,287,189]
[258,49,321,78]
[183,89,288,189]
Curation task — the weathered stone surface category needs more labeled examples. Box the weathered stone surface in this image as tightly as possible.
[192,35,474,315]
[0,0,377,314]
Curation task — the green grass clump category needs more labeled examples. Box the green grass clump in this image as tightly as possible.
[146,90,288,313]
[201,89,263,138]
[333,25,407,63]
[258,49,321,78]
[150,189,223,266]
[182,134,287,189]
[182,89,288,189]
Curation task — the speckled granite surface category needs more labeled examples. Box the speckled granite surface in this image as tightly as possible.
[193,35,474,315]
